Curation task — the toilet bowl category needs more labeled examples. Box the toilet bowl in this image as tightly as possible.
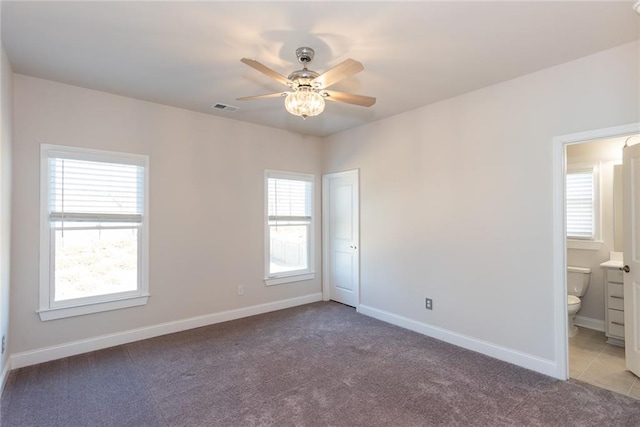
[567,266,591,338]
[567,295,581,338]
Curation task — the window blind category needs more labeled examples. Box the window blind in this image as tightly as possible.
[48,157,144,223]
[267,177,312,222]
[566,168,595,239]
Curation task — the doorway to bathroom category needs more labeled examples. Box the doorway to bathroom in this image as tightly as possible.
[555,123,640,398]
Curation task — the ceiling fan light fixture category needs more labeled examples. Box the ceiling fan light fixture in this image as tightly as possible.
[238,47,375,117]
[284,87,325,119]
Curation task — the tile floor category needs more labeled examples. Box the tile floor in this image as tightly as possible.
[569,326,640,399]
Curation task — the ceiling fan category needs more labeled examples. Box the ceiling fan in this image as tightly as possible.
[237,47,376,119]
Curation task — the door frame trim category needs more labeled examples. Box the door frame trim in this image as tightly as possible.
[553,122,640,380]
[322,169,360,310]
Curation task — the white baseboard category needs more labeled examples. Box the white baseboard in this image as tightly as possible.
[0,358,10,396]
[10,293,322,369]
[574,315,605,332]
[359,304,558,378]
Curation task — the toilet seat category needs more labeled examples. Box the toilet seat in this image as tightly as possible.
[568,295,581,306]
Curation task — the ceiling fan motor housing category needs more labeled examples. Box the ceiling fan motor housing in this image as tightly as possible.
[288,69,320,89]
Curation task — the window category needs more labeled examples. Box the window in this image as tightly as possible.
[265,171,314,286]
[566,164,601,248]
[39,145,149,321]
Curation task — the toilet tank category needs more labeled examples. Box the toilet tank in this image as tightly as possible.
[567,266,591,297]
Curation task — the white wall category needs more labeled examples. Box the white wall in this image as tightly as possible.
[11,75,323,355]
[1,45,13,384]
[324,42,639,363]
[566,137,625,324]
[6,40,639,376]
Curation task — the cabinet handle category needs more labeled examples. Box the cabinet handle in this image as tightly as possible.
[610,296,623,299]
[620,265,630,273]
[612,321,625,326]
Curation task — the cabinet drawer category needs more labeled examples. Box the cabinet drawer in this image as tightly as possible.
[608,269,623,283]
[608,309,625,338]
[608,295,624,310]
[607,283,624,310]
[608,282,624,298]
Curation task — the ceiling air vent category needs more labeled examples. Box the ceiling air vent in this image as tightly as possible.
[212,103,239,112]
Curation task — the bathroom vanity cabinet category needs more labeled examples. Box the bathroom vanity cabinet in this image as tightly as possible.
[602,265,625,347]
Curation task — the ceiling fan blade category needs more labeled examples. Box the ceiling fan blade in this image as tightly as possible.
[237,92,288,101]
[240,58,291,87]
[322,90,376,107]
[312,59,364,89]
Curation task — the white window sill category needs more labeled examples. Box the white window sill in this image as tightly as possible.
[38,294,149,321]
[264,273,315,286]
[567,239,603,251]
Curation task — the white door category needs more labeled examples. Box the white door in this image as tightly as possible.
[323,170,359,308]
[623,141,640,376]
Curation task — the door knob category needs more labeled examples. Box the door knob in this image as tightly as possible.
[621,265,631,273]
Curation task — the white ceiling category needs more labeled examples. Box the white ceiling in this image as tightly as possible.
[2,1,639,137]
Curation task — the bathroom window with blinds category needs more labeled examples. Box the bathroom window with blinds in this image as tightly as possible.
[39,144,149,321]
[265,171,314,286]
[566,165,597,240]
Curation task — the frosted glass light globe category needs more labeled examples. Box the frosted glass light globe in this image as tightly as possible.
[284,87,325,119]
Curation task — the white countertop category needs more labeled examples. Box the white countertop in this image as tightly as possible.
[600,252,624,268]
[600,259,624,269]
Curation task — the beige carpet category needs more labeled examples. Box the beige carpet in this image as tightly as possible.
[2,301,640,426]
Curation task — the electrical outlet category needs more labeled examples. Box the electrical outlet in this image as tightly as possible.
[237,285,244,296]
[1,335,5,354]
[425,298,433,310]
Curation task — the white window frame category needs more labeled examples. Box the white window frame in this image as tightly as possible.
[39,144,150,321]
[264,170,315,286]
[566,162,602,250]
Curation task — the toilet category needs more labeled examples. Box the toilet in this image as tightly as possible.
[567,266,591,338]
